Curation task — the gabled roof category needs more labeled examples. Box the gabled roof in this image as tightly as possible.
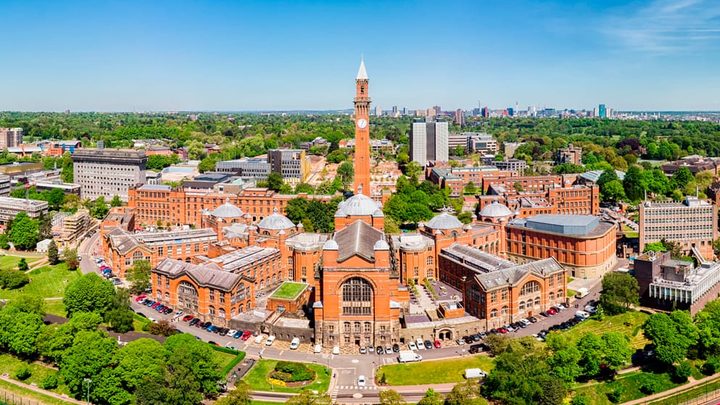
[334,220,384,262]
[154,258,245,291]
[473,257,564,291]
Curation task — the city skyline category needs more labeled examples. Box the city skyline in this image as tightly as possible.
[1,0,719,112]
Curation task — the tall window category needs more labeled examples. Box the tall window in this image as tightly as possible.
[177,281,198,312]
[341,277,373,316]
[520,281,541,296]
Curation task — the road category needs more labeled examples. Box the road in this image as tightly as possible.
[78,231,603,401]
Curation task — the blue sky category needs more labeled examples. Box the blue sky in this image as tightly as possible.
[1,0,719,111]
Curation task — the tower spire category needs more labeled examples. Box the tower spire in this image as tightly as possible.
[357,57,368,80]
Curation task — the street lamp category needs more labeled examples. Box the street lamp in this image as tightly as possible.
[83,378,92,403]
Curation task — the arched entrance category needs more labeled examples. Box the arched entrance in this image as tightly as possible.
[437,329,453,340]
[177,281,199,314]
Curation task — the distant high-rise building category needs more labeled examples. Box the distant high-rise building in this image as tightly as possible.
[507,107,514,117]
[0,128,23,149]
[454,109,465,126]
[375,105,382,117]
[472,107,481,116]
[598,104,607,118]
[410,120,449,164]
[433,106,442,116]
[391,105,398,117]
[528,106,537,117]
[401,107,407,116]
[426,107,436,117]
[73,149,147,202]
[481,107,490,118]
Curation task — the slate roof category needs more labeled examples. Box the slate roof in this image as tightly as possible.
[334,220,384,262]
[154,258,244,291]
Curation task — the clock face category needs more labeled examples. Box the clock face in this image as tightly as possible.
[357,119,368,129]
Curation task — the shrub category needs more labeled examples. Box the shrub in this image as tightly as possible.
[270,361,315,382]
[638,374,662,394]
[703,356,720,375]
[571,394,590,405]
[0,269,29,289]
[41,374,59,389]
[674,361,693,382]
[14,365,31,380]
[607,385,624,403]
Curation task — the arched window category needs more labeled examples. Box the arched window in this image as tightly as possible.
[501,306,509,315]
[490,309,497,318]
[557,289,564,300]
[132,251,144,263]
[520,281,541,296]
[341,277,373,316]
[177,281,198,312]
[549,292,555,301]
[426,257,433,266]
[426,268,433,279]
[534,297,541,307]
[209,305,215,316]
[519,301,525,311]
[238,304,243,313]
[219,308,226,318]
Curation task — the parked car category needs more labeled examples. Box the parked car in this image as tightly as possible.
[265,335,276,346]
[528,316,538,323]
[416,338,425,350]
[332,346,340,355]
[547,308,558,315]
[182,315,194,322]
[385,345,393,354]
[289,337,300,350]
[254,334,264,344]
[433,340,441,348]
[163,307,173,315]
[225,342,237,350]
[392,344,400,353]
[189,318,200,326]
[408,342,417,351]
[314,344,322,354]
[232,330,242,339]
[357,375,366,387]
[241,331,252,340]
[359,346,367,354]
[456,338,465,346]
[423,340,433,350]
[376,346,384,355]
[367,345,375,353]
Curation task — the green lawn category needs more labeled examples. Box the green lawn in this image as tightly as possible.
[0,378,74,405]
[0,353,71,397]
[558,311,650,349]
[213,349,239,371]
[270,282,307,300]
[132,313,151,332]
[573,370,684,404]
[650,375,720,404]
[43,299,66,317]
[377,355,495,385]
[0,263,79,301]
[0,254,41,271]
[242,360,331,393]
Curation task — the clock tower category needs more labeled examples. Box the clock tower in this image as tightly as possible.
[353,58,371,195]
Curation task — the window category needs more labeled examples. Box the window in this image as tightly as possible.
[219,308,226,318]
[490,309,497,318]
[490,292,497,303]
[519,301,525,310]
[501,306,508,315]
[209,305,215,316]
[344,322,351,333]
[209,289,215,301]
[364,322,371,333]
[341,277,373,316]
[501,289,508,300]
[520,281,541,296]
[426,257,433,265]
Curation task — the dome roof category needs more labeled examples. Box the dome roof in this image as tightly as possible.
[334,193,382,217]
[258,208,295,230]
[373,239,390,251]
[211,199,243,218]
[323,239,339,250]
[479,201,513,218]
[426,212,463,230]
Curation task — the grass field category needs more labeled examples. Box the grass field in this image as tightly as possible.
[43,299,66,317]
[573,370,684,404]
[0,354,71,397]
[132,313,151,332]
[242,360,331,393]
[558,311,650,349]
[650,376,720,404]
[0,255,41,271]
[270,282,307,300]
[621,224,639,238]
[213,349,239,371]
[0,263,78,301]
[0,378,73,405]
[377,355,495,385]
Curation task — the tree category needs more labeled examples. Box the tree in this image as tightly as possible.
[485,334,512,356]
[63,273,116,317]
[8,212,39,250]
[622,165,646,201]
[644,311,699,365]
[602,332,633,373]
[60,330,118,397]
[148,320,178,336]
[643,241,667,253]
[47,240,59,265]
[127,260,151,294]
[0,307,44,357]
[63,248,79,270]
[553,163,585,174]
[17,258,28,271]
[110,195,123,207]
[463,182,477,195]
[445,380,483,405]
[91,196,109,219]
[266,172,284,192]
[548,345,582,383]
[337,161,354,188]
[379,389,406,405]
[404,161,422,179]
[601,180,626,203]
[163,334,222,397]
[675,360,693,382]
[672,167,694,190]
[577,333,605,377]
[599,272,639,314]
[417,388,444,405]
[216,382,251,405]
[46,188,66,210]
[695,300,720,356]
[113,338,166,392]
[285,390,332,405]
[106,288,134,333]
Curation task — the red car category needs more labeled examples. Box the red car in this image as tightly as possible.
[182,315,194,322]
[240,331,252,341]
[151,302,161,309]
[498,327,509,334]
[433,339,441,348]
[547,308,558,315]
[134,295,146,303]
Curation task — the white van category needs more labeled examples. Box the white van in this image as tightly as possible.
[464,368,487,379]
[576,288,589,298]
[575,310,591,319]
[398,350,422,363]
[289,337,300,350]
[265,335,276,346]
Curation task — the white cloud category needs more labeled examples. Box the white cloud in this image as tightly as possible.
[603,0,720,54]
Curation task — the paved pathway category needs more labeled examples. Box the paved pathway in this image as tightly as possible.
[0,375,85,404]
[626,374,720,405]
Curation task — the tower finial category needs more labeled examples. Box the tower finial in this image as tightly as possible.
[356,57,368,80]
